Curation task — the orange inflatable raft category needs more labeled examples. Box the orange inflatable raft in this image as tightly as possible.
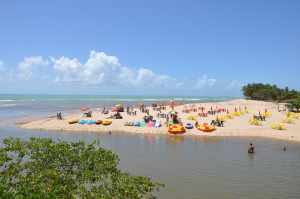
[168,124,186,134]
[197,123,216,133]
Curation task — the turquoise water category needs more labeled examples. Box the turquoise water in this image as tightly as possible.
[0,94,237,119]
[0,94,236,103]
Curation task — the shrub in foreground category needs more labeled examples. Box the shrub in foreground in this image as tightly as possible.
[0,137,163,199]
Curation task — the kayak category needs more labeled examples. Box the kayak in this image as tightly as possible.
[197,123,216,132]
[168,124,186,134]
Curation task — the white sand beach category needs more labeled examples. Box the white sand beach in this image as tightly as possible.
[20,99,300,142]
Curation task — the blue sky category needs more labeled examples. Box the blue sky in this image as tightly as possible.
[0,0,299,96]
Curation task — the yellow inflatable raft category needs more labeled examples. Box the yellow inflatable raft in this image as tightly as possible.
[102,119,112,126]
[68,119,79,124]
[271,123,286,130]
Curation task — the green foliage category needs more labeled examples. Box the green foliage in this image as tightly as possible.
[242,83,300,101]
[287,98,300,112]
[0,137,163,199]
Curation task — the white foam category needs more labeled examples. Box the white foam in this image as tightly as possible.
[0,104,17,107]
[0,99,16,102]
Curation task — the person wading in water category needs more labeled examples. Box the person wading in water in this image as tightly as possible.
[283,145,287,151]
[248,142,255,154]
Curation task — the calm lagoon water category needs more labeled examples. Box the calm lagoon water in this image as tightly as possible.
[0,94,300,199]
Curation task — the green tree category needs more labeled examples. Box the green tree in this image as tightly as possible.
[242,83,300,102]
[0,137,163,199]
[287,98,300,112]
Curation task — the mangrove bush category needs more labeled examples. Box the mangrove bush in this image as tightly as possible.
[0,137,163,199]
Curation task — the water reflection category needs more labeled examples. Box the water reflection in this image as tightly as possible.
[190,135,224,143]
[142,134,157,145]
[166,135,185,144]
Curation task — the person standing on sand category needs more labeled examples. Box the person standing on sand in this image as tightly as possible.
[166,115,169,124]
[248,143,255,154]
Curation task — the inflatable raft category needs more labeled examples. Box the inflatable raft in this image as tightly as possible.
[68,119,79,124]
[168,124,186,134]
[79,120,96,125]
[197,123,216,132]
[96,120,102,125]
[102,119,112,126]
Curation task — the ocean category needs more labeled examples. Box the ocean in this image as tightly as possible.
[0,94,236,120]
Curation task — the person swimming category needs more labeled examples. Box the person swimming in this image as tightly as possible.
[248,142,255,154]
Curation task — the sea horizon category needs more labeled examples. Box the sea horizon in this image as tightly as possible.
[0,93,240,102]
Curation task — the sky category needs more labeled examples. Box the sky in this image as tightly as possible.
[0,0,299,96]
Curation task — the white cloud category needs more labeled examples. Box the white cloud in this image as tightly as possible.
[2,51,228,94]
[0,60,4,72]
[134,68,175,88]
[226,80,243,90]
[52,56,83,82]
[175,82,184,88]
[0,61,5,80]
[52,50,176,88]
[194,74,216,89]
[0,61,19,81]
[17,56,49,80]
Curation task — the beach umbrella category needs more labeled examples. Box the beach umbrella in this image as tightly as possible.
[186,115,197,121]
